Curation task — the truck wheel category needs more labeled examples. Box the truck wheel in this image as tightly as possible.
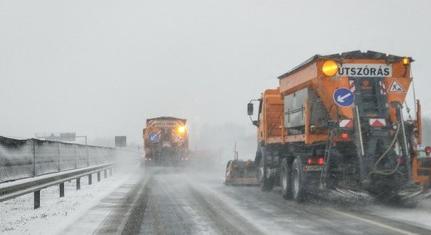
[280,159,292,199]
[292,157,306,201]
[258,150,273,192]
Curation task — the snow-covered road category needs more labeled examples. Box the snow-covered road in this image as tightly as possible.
[3,166,431,235]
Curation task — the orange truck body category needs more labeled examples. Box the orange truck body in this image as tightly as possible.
[274,54,412,144]
[249,51,430,200]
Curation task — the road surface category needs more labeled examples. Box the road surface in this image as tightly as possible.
[58,166,431,235]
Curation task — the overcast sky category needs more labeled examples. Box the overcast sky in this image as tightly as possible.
[0,0,430,146]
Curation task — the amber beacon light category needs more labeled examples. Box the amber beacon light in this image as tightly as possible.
[177,126,186,135]
[322,60,339,77]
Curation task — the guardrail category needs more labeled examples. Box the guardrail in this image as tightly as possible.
[0,163,113,209]
[0,136,117,209]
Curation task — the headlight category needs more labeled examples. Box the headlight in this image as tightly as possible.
[322,60,339,77]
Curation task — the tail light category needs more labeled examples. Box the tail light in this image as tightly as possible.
[306,156,325,166]
[425,146,431,156]
[340,132,350,140]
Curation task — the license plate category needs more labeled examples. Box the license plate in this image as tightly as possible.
[304,165,323,172]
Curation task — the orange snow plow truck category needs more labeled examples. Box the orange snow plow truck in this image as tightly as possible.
[142,117,189,166]
[247,51,431,202]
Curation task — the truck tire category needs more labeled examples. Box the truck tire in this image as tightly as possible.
[255,149,262,182]
[280,159,292,199]
[258,149,273,192]
[292,157,306,202]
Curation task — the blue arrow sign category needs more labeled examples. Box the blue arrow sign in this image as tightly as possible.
[149,132,160,143]
[333,88,354,107]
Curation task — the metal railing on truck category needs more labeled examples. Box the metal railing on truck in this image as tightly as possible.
[0,136,115,209]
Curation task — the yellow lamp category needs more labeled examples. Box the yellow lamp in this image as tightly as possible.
[177,126,186,134]
[322,60,339,77]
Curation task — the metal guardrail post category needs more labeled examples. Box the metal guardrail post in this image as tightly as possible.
[60,183,65,197]
[34,190,40,209]
[75,145,78,169]
[76,178,81,190]
[86,145,90,167]
[88,174,92,185]
[32,140,36,177]
[97,171,101,182]
[58,143,61,172]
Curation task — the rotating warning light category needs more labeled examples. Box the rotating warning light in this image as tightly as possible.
[322,60,339,77]
[177,126,186,134]
[402,57,410,65]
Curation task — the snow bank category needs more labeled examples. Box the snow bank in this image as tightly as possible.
[0,166,138,235]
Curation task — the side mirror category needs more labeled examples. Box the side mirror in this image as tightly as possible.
[247,103,254,116]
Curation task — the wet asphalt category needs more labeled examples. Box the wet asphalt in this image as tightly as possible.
[70,167,431,235]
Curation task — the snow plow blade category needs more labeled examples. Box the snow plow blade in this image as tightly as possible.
[225,160,259,186]
[225,178,259,186]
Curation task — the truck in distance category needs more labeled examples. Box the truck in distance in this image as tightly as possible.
[142,116,189,166]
